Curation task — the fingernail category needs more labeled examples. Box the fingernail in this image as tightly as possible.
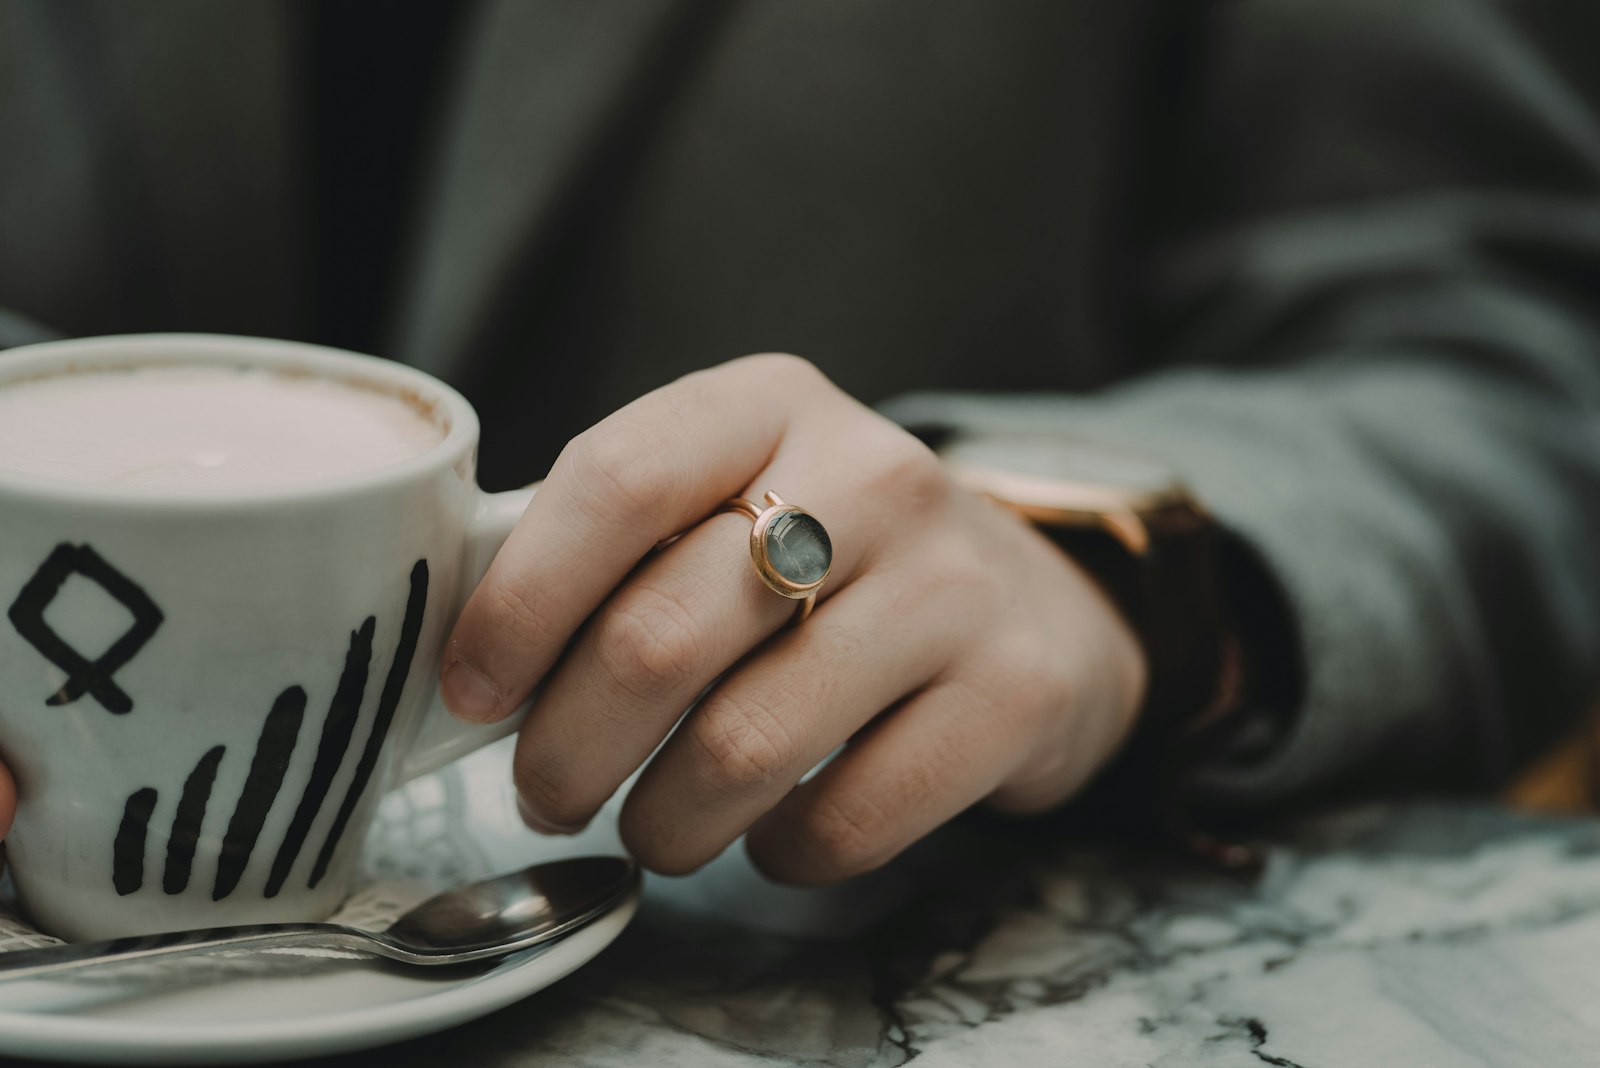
[441,659,502,722]
[517,794,586,836]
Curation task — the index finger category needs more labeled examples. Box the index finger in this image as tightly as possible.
[441,354,826,722]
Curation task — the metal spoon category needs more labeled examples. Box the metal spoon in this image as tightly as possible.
[0,855,638,982]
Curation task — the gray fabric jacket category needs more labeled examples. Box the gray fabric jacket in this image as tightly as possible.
[2,0,1598,809]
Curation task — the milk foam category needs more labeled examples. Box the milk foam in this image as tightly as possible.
[0,365,446,490]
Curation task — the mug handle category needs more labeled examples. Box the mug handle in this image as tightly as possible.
[393,483,539,783]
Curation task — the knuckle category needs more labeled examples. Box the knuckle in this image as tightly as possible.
[894,741,952,811]
[798,793,893,878]
[936,538,996,600]
[558,423,667,524]
[511,752,590,828]
[865,430,948,510]
[736,351,827,388]
[988,631,1054,686]
[689,695,798,789]
[617,788,720,878]
[986,638,1073,721]
[486,577,550,646]
[594,590,705,701]
[1031,647,1078,709]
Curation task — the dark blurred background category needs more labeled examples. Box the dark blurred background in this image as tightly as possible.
[0,0,1184,488]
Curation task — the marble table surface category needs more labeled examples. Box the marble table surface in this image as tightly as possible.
[262,801,1600,1067]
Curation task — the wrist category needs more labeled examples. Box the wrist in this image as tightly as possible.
[922,429,1297,791]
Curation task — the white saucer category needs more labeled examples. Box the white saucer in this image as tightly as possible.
[0,739,640,1065]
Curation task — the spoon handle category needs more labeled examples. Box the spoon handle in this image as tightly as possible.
[0,922,375,982]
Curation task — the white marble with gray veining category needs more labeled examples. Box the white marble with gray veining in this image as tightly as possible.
[252,802,1600,1068]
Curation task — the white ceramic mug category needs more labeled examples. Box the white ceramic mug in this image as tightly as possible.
[0,334,535,941]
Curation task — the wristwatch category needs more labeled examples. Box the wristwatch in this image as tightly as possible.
[936,432,1244,751]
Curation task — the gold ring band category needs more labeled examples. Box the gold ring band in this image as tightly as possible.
[720,491,832,623]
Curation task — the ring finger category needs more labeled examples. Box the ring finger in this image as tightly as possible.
[511,478,864,834]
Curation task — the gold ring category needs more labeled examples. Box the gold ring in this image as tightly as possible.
[720,491,832,623]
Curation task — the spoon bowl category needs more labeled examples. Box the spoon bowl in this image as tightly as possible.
[383,856,638,958]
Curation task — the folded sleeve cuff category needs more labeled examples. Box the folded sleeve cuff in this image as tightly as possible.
[882,376,1502,808]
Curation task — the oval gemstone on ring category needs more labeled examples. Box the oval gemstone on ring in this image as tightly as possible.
[765,510,832,587]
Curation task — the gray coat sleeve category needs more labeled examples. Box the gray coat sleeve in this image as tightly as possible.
[885,0,1600,807]
[0,308,57,350]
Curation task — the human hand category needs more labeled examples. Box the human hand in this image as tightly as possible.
[441,355,1146,884]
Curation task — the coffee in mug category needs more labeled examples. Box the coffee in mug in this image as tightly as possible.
[0,365,445,489]
[0,335,536,941]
